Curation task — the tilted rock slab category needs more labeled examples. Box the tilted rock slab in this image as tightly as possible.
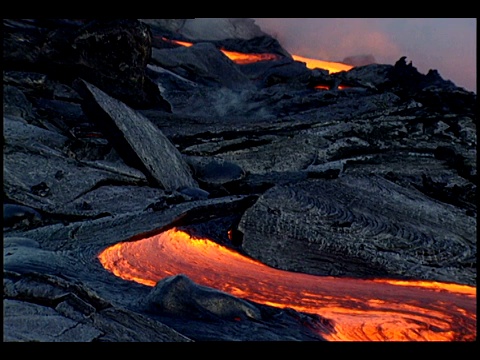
[77,80,198,191]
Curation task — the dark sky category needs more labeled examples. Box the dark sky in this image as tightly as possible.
[253,18,476,93]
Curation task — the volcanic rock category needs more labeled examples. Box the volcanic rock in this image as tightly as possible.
[342,54,376,67]
[151,42,254,90]
[140,274,262,321]
[3,18,477,342]
[74,79,198,191]
[142,18,267,41]
[186,157,246,185]
[3,113,150,218]
[3,19,170,110]
[3,269,192,342]
[3,204,42,230]
[238,175,476,284]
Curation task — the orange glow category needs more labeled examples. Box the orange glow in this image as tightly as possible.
[372,279,476,297]
[161,37,193,47]
[97,228,476,341]
[292,54,353,74]
[220,49,281,64]
[159,37,352,73]
[314,84,351,91]
[160,37,280,64]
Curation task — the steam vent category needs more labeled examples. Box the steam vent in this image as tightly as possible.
[3,19,477,343]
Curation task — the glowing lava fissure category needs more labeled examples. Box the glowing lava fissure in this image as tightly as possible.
[97,228,476,342]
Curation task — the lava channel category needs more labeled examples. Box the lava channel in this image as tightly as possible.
[97,227,476,341]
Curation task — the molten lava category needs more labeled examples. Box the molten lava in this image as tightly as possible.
[97,228,476,342]
[220,50,280,65]
[161,37,280,64]
[291,54,353,73]
[160,37,352,74]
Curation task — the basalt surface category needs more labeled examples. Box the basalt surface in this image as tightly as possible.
[3,19,477,342]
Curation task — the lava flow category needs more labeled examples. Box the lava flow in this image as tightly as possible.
[291,54,353,74]
[97,228,476,342]
[160,37,353,74]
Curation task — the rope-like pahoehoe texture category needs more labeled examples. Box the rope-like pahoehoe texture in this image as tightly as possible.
[239,174,476,285]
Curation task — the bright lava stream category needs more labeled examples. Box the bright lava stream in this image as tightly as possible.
[97,228,476,341]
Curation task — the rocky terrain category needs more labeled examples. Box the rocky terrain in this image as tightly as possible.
[3,19,477,342]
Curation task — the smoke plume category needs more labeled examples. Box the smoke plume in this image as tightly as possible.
[253,18,476,93]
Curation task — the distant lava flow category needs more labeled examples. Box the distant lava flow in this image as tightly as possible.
[97,228,476,341]
[160,37,352,74]
[291,54,353,74]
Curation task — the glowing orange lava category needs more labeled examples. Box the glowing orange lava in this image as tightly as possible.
[160,37,352,74]
[97,228,476,342]
[292,54,353,74]
[220,50,280,64]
